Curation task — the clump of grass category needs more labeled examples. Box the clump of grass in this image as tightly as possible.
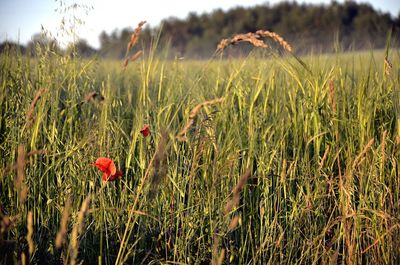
[25,88,47,129]
[1,20,399,265]
[224,168,251,215]
[176,97,224,141]
[214,169,251,264]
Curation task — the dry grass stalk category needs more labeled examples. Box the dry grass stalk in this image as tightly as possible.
[217,30,292,52]
[177,97,224,141]
[280,159,287,184]
[328,79,336,113]
[218,170,251,264]
[55,196,72,248]
[15,145,28,203]
[232,168,252,195]
[216,249,225,265]
[381,130,387,164]
[129,50,143,62]
[3,149,47,179]
[319,145,330,171]
[15,145,26,190]
[211,234,221,265]
[26,88,47,128]
[352,138,374,169]
[123,58,129,68]
[384,56,392,76]
[362,223,400,254]
[70,196,91,265]
[26,211,34,256]
[330,250,339,265]
[26,149,48,156]
[228,215,240,231]
[123,21,146,69]
[275,227,285,248]
[224,168,251,215]
[21,253,26,265]
[0,211,11,235]
[127,21,146,53]
[148,130,169,199]
[84,91,104,103]
[123,51,143,68]
[0,211,20,236]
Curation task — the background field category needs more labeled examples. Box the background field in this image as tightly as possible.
[1,42,400,264]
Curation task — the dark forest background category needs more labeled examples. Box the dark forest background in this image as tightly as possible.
[1,1,400,58]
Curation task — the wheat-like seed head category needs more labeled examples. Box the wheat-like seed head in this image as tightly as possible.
[123,21,146,69]
[217,30,292,52]
[384,56,392,76]
[256,30,292,52]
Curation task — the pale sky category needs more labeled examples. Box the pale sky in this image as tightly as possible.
[0,0,399,48]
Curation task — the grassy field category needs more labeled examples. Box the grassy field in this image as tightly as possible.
[1,42,400,265]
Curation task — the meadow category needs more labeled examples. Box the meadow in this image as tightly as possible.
[0,34,400,264]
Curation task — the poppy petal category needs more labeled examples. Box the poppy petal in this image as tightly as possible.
[102,172,109,181]
[140,124,150,137]
[108,160,117,176]
[95,157,113,172]
[109,170,123,181]
[95,157,122,182]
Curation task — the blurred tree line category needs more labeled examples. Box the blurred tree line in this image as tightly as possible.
[1,1,399,58]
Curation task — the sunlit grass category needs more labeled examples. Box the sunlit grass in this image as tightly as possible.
[0,45,399,264]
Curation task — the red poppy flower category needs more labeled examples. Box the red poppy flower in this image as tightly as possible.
[140,124,150,137]
[93,157,123,182]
